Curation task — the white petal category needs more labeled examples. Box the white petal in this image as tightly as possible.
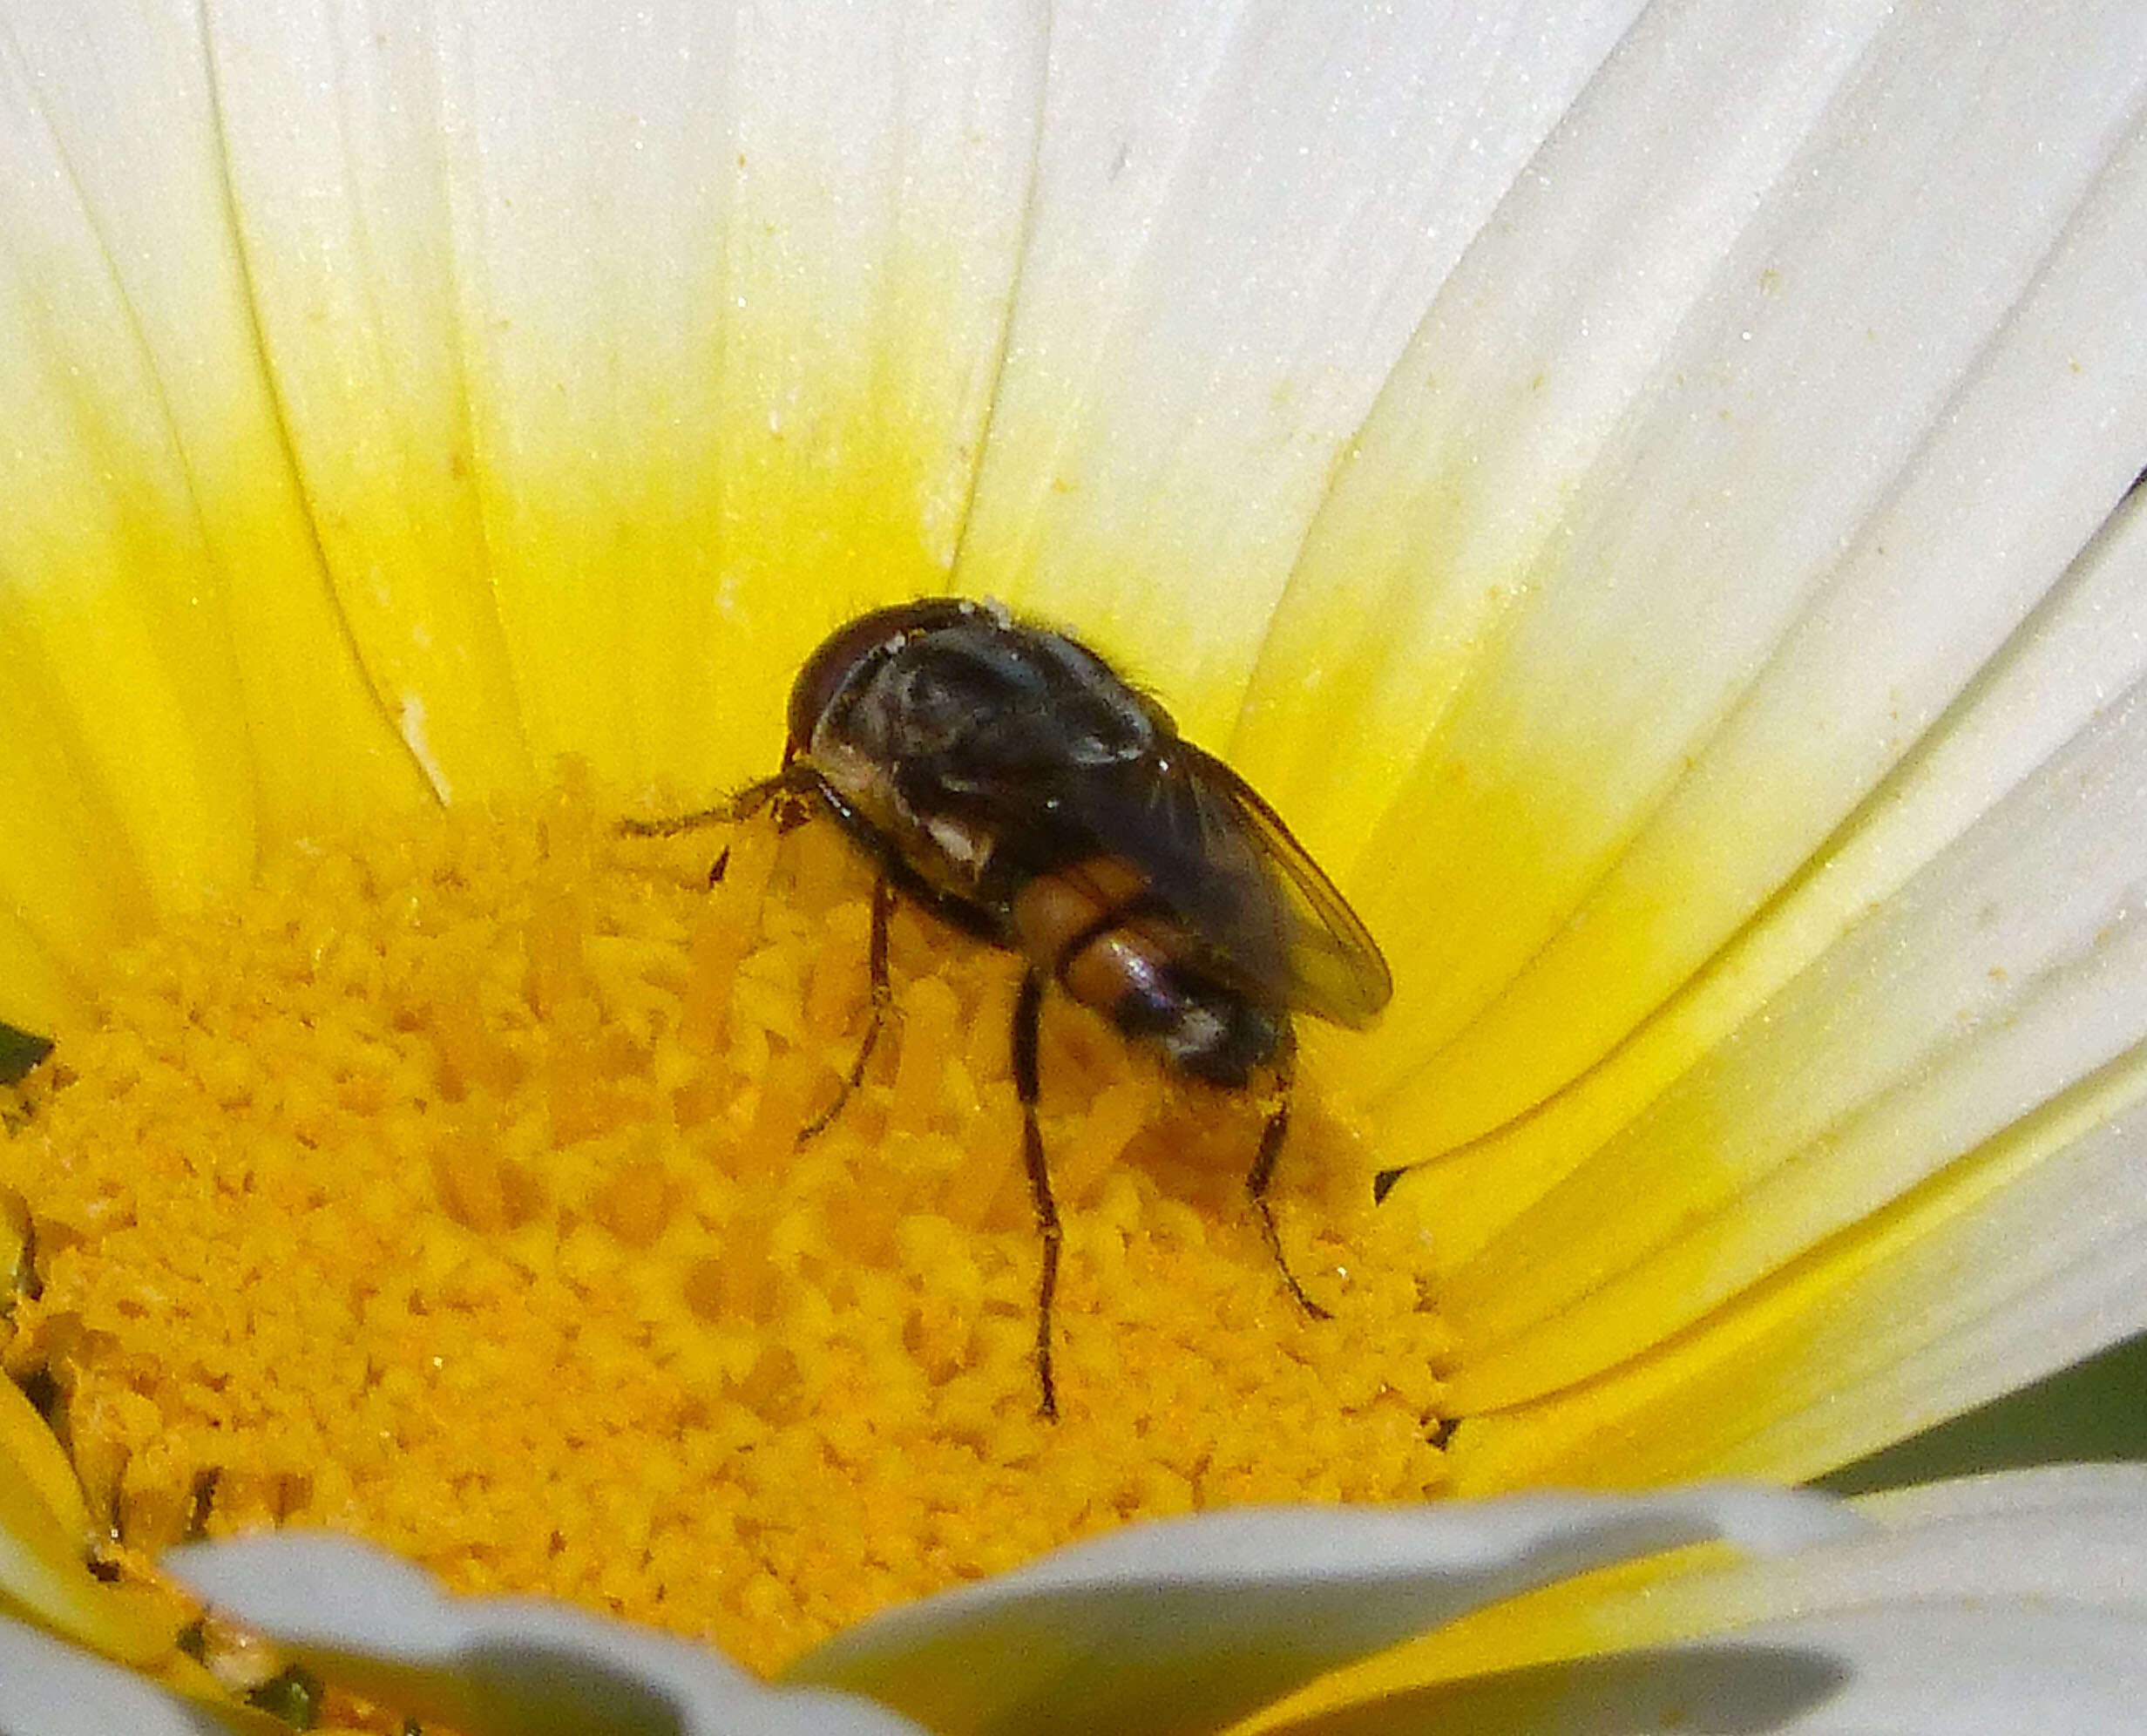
[786,1485,1852,1736]
[1426,492,2147,1477]
[954,0,1641,741]
[0,1615,229,1736]
[1314,1612,2147,1736]
[170,1532,930,1736]
[1594,1467,2147,1733]
[1373,131,2147,1164]
[1284,0,2147,1122]
[1258,0,2147,1482]
[1294,1467,2147,1735]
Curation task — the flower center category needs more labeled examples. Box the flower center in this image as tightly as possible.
[1,771,1451,1675]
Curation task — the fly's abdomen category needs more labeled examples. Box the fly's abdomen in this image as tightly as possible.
[1011,858,1287,1088]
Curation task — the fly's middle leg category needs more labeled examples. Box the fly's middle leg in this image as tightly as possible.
[799,872,895,1143]
[1245,1033,1331,1321]
[1012,966,1062,1420]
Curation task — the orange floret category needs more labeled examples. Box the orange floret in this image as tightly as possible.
[0,772,1450,1676]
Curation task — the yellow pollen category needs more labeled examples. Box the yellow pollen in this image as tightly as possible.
[1,770,1452,1676]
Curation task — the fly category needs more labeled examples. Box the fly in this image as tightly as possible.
[634,598,1392,1416]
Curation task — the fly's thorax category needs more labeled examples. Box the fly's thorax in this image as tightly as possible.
[804,733,901,831]
[798,608,1162,910]
[830,607,1164,773]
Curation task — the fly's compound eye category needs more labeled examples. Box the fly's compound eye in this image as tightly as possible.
[787,599,978,751]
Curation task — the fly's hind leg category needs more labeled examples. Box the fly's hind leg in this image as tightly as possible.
[1012,967,1063,1419]
[1246,1033,1332,1321]
[799,872,895,1142]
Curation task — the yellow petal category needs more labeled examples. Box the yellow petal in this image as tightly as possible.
[0,1380,175,1666]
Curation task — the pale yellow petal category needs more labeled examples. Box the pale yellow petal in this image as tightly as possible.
[1445,1032,2147,1488]
[0,37,254,919]
[0,3,436,1018]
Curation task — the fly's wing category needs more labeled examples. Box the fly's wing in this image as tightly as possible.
[1069,743,1393,1030]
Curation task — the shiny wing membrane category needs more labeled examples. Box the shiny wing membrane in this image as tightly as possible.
[1180,744,1392,1028]
[1065,743,1392,1030]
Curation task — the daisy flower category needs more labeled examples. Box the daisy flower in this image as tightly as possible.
[3,0,2146,1730]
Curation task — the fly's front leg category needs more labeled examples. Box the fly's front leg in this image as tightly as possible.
[1012,966,1062,1420]
[620,748,819,837]
[1246,1031,1331,1321]
[618,772,792,837]
[618,801,748,838]
[799,872,895,1143]
[620,757,821,883]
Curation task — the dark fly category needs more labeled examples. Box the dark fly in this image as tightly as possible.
[639,597,1392,1415]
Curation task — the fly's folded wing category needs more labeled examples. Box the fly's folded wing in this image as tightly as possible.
[1066,743,1393,1031]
